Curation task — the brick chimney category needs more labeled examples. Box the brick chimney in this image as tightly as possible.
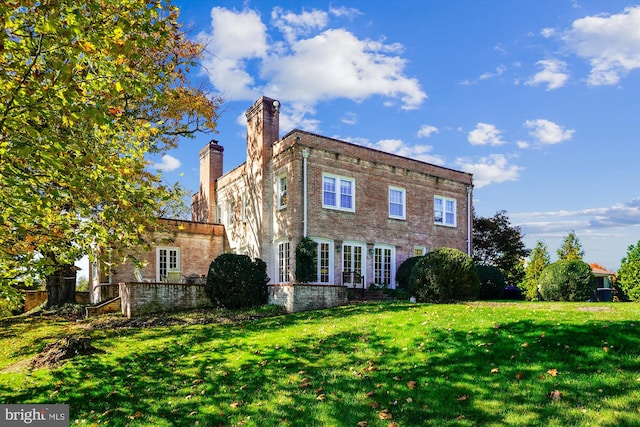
[192,140,224,223]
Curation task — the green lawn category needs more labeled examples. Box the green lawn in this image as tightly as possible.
[1,302,639,426]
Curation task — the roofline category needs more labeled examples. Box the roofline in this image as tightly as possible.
[281,128,473,180]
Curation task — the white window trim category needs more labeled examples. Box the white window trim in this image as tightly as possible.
[322,173,355,212]
[388,186,406,220]
[277,174,288,209]
[276,239,290,283]
[434,195,457,227]
[156,246,181,282]
[342,240,366,287]
[373,244,396,289]
[311,237,334,284]
[414,246,427,257]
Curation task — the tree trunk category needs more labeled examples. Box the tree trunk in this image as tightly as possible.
[46,262,76,307]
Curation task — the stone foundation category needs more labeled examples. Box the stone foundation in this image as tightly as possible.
[268,284,348,312]
[119,282,213,318]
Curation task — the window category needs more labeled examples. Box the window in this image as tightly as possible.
[434,196,456,227]
[389,187,406,219]
[277,175,287,209]
[157,247,180,281]
[227,199,235,225]
[373,245,396,288]
[414,246,426,257]
[311,238,333,284]
[277,241,290,283]
[323,174,354,211]
[342,242,365,287]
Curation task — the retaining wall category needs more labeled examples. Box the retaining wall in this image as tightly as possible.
[268,284,348,312]
[119,282,213,318]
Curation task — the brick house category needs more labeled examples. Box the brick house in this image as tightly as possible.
[90,96,473,313]
[193,96,473,290]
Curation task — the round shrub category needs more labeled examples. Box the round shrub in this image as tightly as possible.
[477,265,506,300]
[396,256,422,291]
[538,260,594,302]
[409,248,480,303]
[206,253,269,309]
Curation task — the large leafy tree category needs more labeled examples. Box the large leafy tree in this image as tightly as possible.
[473,210,530,286]
[521,240,551,300]
[617,241,640,301]
[1,0,219,306]
[557,230,585,261]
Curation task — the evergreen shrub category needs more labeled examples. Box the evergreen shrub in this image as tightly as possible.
[396,256,422,292]
[538,260,594,302]
[477,265,506,300]
[409,247,480,303]
[206,253,269,309]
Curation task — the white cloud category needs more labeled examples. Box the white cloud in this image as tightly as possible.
[329,5,362,19]
[272,7,328,44]
[479,65,507,80]
[417,125,439,138]
[340,112,358,125]
[512,198,640,233]
[562,6,640,86]
[524,119,575,144]
[526,59,569,90]
[541,28,556,38]
[152,155,181,172]
[369,139,445,165]
[467,123,506,146]
[198,6,427,124]
[455,154,523,188]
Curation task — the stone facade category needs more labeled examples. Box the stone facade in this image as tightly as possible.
[119,282,213,318]
[268,284,348,312]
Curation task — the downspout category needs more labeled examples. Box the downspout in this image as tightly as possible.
[467,185,473,256]
[302,148,309,237]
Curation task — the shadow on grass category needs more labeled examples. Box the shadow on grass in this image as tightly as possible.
[1,303,639,426]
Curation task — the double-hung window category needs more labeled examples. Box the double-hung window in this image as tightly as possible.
[277,175,288,209]
[434,196,456,227]
[389,187,406,220]
[322,174,354,211]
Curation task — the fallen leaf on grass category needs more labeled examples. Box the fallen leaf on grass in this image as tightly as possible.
[357,422,368,427]
[378,409,393,420]
[547,369,558,377]
[457,395,470,401]
[456,414,465,420]
[603,346,609,352]
[491,368,500,374]
[230,402,241,408]
[128,412,143,420]
[515,371,523,381]
[388,422,399,427]
[316,394,326,401]
[407,380,417,389]
[366,391,376,398]
[547,390,563,400]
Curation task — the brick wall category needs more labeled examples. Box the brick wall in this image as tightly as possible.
[268,284,348,312]
[270,130,473,286]
[119,282,214,318]
[108,219,225,284]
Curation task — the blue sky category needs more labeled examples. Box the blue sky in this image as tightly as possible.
[155,0,639,271]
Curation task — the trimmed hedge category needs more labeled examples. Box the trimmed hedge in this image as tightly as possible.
[538,260,594,302]
[396,256,422,292]
[409,248,480,303]
[477,265,506,300]
[205,253,269,309]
